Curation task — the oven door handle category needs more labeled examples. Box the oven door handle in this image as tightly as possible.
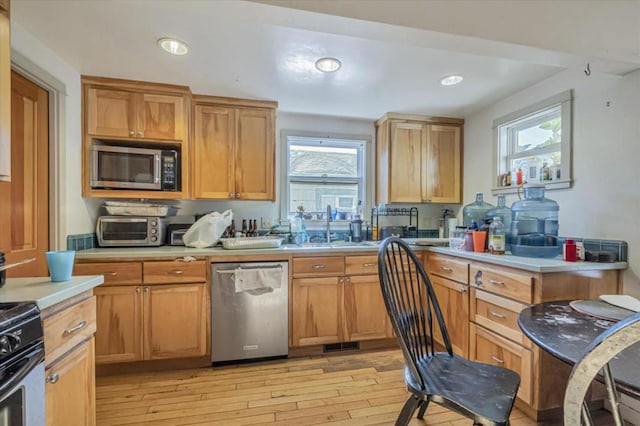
[0,344,45,400]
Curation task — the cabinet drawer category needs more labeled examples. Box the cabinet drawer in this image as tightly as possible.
[470,262,532,304]
[345,255,378,276]
[74,262,142,285]
[471,288,531,348]
[43,296,97,367]
[143,260,207,284]
[470,324,532,405]
[426,254,468,284]
[292,257,344,277]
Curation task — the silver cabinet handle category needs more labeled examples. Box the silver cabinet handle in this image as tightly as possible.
[459,287,467,293]
[46,373,60,384]
[229,193,234,198]
[339,277,344,284]
[490,354,505,364]
[136,287,141,293]
[363,263,376,267]
[63,321,87,337]
[312,265,326,269]
[236,193,241,198]
[489,279,505,286]
[345,277,351,283]
[170,270,184,275]
[104,272,118,276]
[129,130,135,136]
[144,286,150,293]
[137,131,143,137]
[440,266,453,272]
[489,310,506,319]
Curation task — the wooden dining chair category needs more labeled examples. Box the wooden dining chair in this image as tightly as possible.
[564,311,640,425]
[377,237,520,426]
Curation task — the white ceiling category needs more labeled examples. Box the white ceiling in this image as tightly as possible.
[11,0,624,120]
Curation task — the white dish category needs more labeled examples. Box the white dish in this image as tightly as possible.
[599,294,640,312]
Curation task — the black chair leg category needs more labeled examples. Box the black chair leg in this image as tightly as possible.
[416,400,429,419]
[395,396,421,426]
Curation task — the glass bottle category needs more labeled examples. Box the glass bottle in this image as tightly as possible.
[462,193,495,227]
[241,219,248,237]
[229,220,236,237]
[488,217,506,255]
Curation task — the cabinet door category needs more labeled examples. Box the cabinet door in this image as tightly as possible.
[235,108,275,200]
[426,124,461,203]
[192,104,235,199]
[138,93,185,141]
[94,286,142,364]
[0,12,9,181]
[86,87,137,138]
[143,283,208,360]
[388,121,426,203]
[292,277,342,346]
[431,275,469,357]
[46,338,96,426]
[343,275,389,341]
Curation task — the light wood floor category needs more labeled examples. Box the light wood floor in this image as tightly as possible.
[96,349,613,426]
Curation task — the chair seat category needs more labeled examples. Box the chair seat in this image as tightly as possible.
[405,353,520,425]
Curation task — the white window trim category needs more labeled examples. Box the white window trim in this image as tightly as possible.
[279,129,373,221]
[491,90,573,195]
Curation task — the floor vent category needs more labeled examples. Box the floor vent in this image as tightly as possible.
[323,342,360,353]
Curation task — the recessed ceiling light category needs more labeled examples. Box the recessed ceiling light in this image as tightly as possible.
[158,38,189,56]
[440,75,463,86]
[315,57,342,73]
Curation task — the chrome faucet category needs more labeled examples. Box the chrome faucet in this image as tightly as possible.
[326,204,333,243]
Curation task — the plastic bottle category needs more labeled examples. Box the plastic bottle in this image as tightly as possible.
[510,184,560,257]
[486,195,512,250]
[488,217,506,255]
[516,168,523,185]
[462,193,495,227]
[563,239,577,262]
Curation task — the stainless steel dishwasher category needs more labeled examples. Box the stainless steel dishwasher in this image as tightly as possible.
[211,262,288,363]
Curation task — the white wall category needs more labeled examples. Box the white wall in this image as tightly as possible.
[464,67,640,295]
[11,22,99,245]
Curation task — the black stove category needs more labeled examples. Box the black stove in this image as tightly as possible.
[0,302,43,361]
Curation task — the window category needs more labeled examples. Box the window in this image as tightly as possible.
[282,133,368,219]
[492,90,572,193]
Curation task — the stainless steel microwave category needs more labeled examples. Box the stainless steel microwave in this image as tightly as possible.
[91,145,180,191]
[96,216,166,247]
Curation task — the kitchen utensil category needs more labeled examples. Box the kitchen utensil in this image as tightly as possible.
[0,257,36,272]
[46,251,75,282]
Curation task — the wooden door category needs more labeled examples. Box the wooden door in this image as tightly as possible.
[431,274,469,357]
[426,124,461,203]
[0,71,49,276]
[235,107,275,200]
[94,285,142,364]
[343,274,389,341]
[86,87,136,138]
[0,11,9,181]
[388,121,425,203]
[46,338,96,426]
[192,104,235,199]
[143,283,207,360]
[138,93,185,141]
[291,277,343,346]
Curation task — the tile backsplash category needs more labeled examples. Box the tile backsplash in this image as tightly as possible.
[67,233,97,251]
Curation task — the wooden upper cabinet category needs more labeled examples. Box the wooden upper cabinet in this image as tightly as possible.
[0,10,9,182]
[376,113,463,204]
[86,87,185,141]
[192,96,277,201]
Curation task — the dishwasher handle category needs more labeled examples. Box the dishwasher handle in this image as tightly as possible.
[216,264,284,275]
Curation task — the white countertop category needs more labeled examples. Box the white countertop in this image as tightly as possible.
[75,244,628,274]
[0,275,104,310]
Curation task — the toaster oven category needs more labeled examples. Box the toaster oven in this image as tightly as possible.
[96,216,166,247]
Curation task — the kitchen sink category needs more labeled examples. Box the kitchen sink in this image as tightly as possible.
[283,241,379,250]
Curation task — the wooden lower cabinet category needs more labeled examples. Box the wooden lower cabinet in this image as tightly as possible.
[291,254,392,347]
[431,275,469,357]
[95,283,207,363]
[46,338,96,426]
[470,323,532,405]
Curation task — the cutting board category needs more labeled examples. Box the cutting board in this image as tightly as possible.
[569,300,634,322]
[599,295,640,312]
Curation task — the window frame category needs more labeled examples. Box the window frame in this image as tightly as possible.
[492,90,572,195]
[280,130,373,220]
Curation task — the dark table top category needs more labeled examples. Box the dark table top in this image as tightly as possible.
[518,300,640,398]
